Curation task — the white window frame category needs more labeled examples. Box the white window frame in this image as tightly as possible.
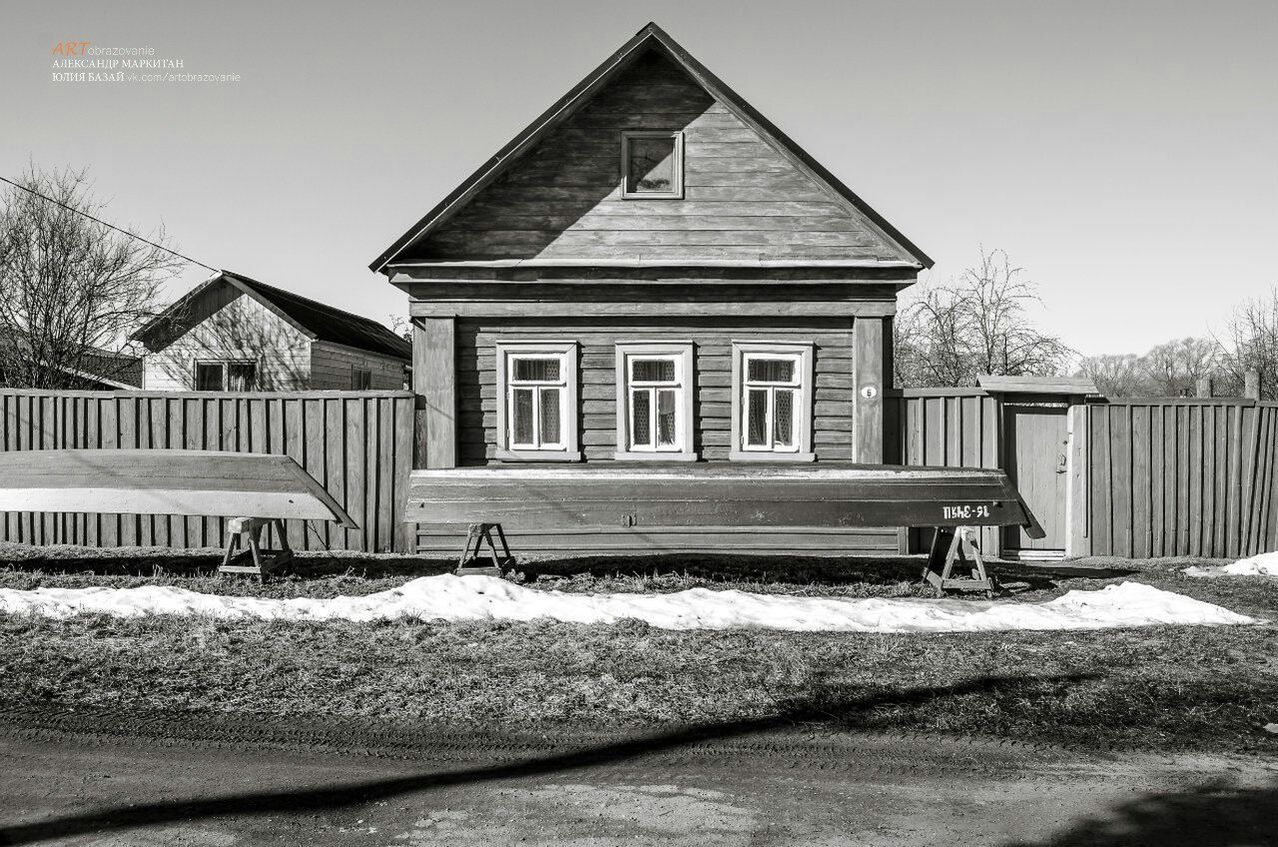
[614,342,696,461]
[620,131,684,199]
[193,358,257,392]
[495,340,580,462]
[729,342,815,462]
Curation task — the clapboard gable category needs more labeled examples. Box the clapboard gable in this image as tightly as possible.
[381,25,928,268]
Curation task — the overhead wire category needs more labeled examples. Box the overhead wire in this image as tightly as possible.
[0,174,219,273]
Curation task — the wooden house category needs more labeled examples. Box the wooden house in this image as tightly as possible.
[134,271,410,392]
[374,23,935,556]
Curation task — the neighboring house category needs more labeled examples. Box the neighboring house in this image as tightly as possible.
[373,23,933,555]
[133,271,410,391]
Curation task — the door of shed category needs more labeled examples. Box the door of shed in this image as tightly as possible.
[1002,403,1069,556]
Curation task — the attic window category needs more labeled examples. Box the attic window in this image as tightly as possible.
[621,131,683,199]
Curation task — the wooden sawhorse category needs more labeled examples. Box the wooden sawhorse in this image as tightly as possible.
[922,526,998,597]
[456,522,515,576]
[220,517,294,578]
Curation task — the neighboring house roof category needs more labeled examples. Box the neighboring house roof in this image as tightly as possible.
[977,375,1100,396]
[134,271,412,360]
[370,21,932,273]
[75,349,143,388]
[0,334,142,389]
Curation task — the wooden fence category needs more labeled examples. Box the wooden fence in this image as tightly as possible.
[1082,400,1278,558]
[887,390,1278,559]
[0,389,416,553]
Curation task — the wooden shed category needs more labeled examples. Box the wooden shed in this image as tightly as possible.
[134,271,410,392]
[375,23,934,555]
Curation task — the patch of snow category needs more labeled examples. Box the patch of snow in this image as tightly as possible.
[1185,551,1278,578]
[0,578,1260,632]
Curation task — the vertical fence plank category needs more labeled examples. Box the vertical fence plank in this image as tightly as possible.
[376,398,394,553]
[346,397,368,552]
[393,394,414,553]
[1130,405,1150,559]
[1202,404,1216,557]
[1089,406,1110,555]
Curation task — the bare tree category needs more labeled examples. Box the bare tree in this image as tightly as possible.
[0,164,178,388]
[388,314,412,343]
[895,247,1072,387]
[1217,286,1278,400]
[1076,353,1149,397]
[1141,336,1221,397]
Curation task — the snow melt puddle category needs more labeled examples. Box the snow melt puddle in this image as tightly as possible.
[1185,551,1278,579]
[0,577,1260,632]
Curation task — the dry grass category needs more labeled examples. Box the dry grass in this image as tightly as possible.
[0,544,1275,753]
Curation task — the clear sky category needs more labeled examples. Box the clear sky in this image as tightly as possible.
[3,0,1275,356]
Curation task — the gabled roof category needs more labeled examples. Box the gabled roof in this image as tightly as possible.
[370,22,932,273]
[134,271,411,360]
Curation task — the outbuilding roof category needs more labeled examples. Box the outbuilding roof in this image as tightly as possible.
[134,271,411,360]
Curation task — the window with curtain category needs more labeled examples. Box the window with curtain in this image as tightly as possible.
[614,342,695,460]
[730,342,814,461]
[496,341,580,461]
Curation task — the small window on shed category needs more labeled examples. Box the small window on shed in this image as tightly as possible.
[351,367,372,390]
[195,359,256,392]
[195,362,224,391]
[227,362,256,391]
[621,131,684,199]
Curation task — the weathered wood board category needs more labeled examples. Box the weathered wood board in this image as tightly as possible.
[407,463,1041,534]
[0,449,357,527]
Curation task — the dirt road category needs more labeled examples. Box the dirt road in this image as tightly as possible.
[1,709,1275,846]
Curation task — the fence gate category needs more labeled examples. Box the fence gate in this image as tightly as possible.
[1002,402,1070,557]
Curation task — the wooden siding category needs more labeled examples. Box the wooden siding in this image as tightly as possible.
[1082,401,1278,558]
[142,293,312,391]
[408,50,907,263]
[309,341,407,390]
[0,389,414,553]
[455,316,858,465]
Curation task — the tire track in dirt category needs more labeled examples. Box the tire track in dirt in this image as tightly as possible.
[0,701,1119,783]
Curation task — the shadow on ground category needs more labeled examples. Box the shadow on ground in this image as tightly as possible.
[0,544,1140,591]
[0,673,1087,846]
[0,546,455,580]
[1002,779,1278,847]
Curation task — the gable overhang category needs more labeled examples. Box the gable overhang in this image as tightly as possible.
[370,22,933,275]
